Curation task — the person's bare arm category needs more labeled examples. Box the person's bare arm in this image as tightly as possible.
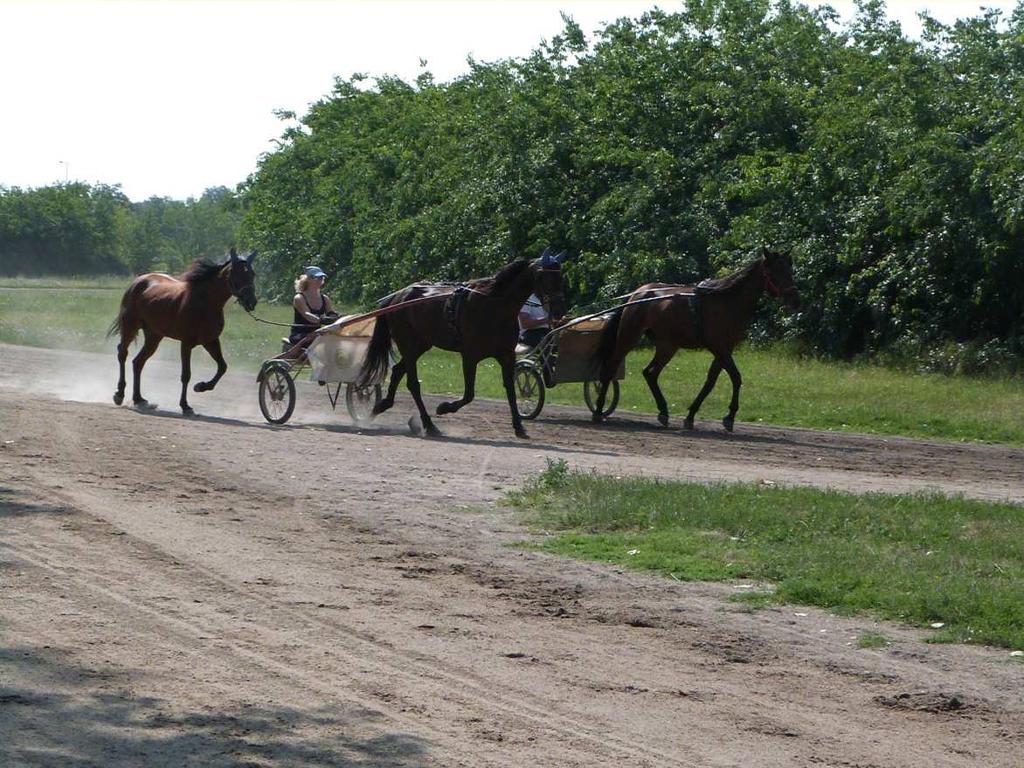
[294,295,320,324]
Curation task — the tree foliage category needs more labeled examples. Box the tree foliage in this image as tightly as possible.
[0,184,242,276]
[240,0,1024,368]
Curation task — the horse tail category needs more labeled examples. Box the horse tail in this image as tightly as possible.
[356,311,394,388]
[106,277,146,343]
[105,313,123,340]
[590,305,625,379]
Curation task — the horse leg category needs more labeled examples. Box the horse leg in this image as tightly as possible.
[114,317,140,405]
[593,314,647,423]
[720,354,742,432]
[437,356,478,415]
[643,340,677,427]
[592,378,612,424]
[179,343,196,415]
[404,355,441,437]
[373,361,406,415]
[131,330,162,408]
[684,357,723,430]
[194,339,227,393]
[593,358,622,424]
[114,338,130,405]
[499,354,528,439]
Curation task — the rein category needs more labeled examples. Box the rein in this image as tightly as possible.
[762,268,797,299]
[245,266,564,334]
[242,284,493,332]
[538,291,698,342]
[243,308,316,329]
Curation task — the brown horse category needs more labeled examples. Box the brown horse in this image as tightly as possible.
[591,247,799,431]
[357,251,568,438]
[108,248,258,414]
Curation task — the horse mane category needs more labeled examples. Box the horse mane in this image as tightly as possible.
[696,258,761,295]
[473,258,531,296]
[180,257,229,284]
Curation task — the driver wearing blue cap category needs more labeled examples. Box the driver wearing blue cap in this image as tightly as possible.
[288,265,338,350]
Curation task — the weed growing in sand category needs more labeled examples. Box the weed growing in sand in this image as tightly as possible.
[856,632,892,649]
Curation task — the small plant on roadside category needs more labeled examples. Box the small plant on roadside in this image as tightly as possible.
[857,632,891,649]
[539,458,570,490]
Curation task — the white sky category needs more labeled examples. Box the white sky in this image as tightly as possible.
[0,0,1017,201]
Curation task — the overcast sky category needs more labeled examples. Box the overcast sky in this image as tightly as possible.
[0,1,1017,201]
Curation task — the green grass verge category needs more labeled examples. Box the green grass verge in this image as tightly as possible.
[508,462,1024,649]
[1,277,1023,443]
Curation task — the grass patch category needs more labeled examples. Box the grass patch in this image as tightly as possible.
[1,277,1023,443]
[508,462,1024,648]
[856,631,892,649]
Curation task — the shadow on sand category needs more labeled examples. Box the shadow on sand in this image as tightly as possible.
[537,413,870,455]
[0,645,429,768]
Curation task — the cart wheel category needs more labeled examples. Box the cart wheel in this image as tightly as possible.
[345,382,381,424]
[583,379,619,418]
[514,361,545,420]
[258,365,296,424]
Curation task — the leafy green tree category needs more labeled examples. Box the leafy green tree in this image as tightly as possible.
[239,0,1024,370]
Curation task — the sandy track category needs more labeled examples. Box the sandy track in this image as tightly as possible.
[1,343,1022,766]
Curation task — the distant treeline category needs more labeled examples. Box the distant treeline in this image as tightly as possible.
[0,183,241,276]
[240,0,1024,370]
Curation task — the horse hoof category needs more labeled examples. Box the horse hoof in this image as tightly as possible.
[193,382,210,393]
[182,407,196,417]
[591,412,604,424]
[425,426,444,439]
[113,392,124,406]
[373,401,392,416]
[133,399,155,411]
[436,402,452,416]
[683,417,695,430]
[723,417,734,432]
[515,429,530,440]
[657,412,669,427]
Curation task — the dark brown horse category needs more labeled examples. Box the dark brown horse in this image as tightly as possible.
[591,247,799,431]
[357,251,568,438]
[108,248,258,414]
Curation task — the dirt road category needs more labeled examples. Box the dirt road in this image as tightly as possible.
[2,343,1022,767]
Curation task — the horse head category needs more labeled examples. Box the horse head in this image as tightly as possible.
[228,248,258,312]
[761,247,800,312]
[535,247,569,324]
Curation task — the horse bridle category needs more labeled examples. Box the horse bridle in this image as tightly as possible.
[225,262,252,300]
[538,267,567,320]
[762,261,797,300]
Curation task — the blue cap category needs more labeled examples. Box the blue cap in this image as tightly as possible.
[303,266,327,279]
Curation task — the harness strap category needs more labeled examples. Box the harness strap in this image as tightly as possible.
[444,285,469,344]
[689,292,704,347]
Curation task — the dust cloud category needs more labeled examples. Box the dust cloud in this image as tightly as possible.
[0,342,268,423]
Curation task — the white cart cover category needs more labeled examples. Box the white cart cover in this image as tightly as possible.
[305,315,376,383]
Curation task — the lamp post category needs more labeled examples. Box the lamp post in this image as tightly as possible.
[58,160,68,183]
